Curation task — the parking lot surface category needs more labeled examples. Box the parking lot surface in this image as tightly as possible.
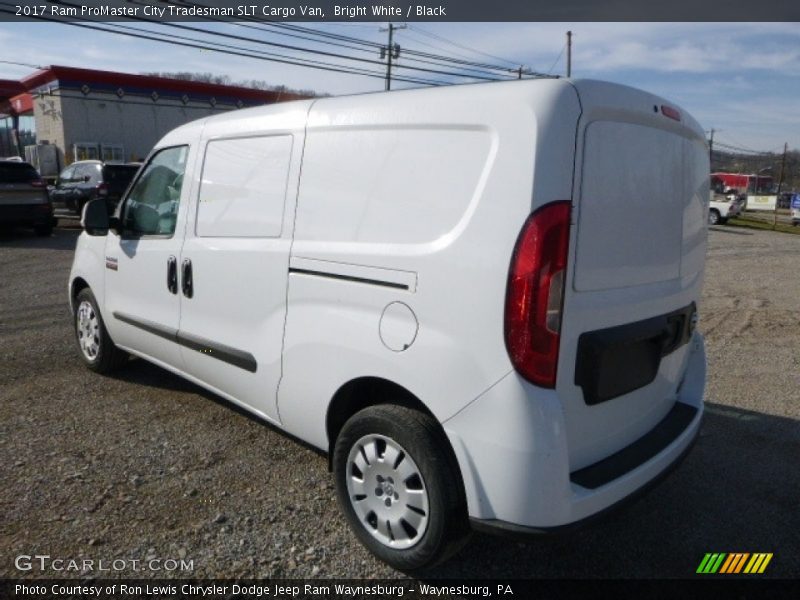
[1,224,798,579]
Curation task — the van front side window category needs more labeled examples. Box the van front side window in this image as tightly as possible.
[122,146,188,237]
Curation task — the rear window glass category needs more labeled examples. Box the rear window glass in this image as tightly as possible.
[74,163,102,183]
[197,135,292,238]
[0,163,39,183]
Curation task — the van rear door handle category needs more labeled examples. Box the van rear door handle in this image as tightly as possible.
[167,256,178,294]
[181,258,193,298]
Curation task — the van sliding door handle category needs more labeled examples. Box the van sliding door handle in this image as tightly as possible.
[167,256,178,294]
[181,259,193,298]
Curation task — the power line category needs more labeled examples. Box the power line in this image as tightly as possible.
[0,4,448,87]
[257,18,554,78]
[713,141,775,156]
[0,60,45,70]
[547,43,566,75]
[213,17,510,81]
[395,35,543,75]
[161,1,514,79]
[106,0,507,82]
[161,0,529,78]
[8,0,550,90]
[401,28,515,69]
[406,24,522,67]
[398,30,529,78]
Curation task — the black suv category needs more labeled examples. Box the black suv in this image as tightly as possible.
[0,160,54,236]
[51,160,141,216]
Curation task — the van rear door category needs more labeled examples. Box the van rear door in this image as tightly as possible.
[558,80,708,472]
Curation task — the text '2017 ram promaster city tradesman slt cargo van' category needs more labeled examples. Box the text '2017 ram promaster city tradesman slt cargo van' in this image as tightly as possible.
[70,79,708,570]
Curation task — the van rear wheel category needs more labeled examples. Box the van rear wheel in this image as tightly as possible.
[333,404,469,571]
[74,288,128,373]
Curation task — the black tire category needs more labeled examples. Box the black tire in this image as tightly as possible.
[73,287,128,373]
[333,404,470,571]
[34,223,53,236]
[718,217,728,225]
[708,209,720,225]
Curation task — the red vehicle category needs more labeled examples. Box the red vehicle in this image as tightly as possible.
[711,172,774,194]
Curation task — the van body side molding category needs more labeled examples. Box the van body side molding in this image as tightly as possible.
[113,311,177,342]
[177,330,257,373]
[289,256,417,292]
[112,311,257,373]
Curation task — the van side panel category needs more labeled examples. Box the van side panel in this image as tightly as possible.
[293,128,492,245]
[277,81,582,449]
[174,104,312,423]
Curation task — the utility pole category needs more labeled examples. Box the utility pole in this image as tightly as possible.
[566,31,572,78]
[380,23,406,91]
[773,142,788,230]
[708,128,715,168]
[518,66,523,80]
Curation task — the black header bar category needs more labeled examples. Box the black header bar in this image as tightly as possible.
[3,579,800,600]
[3,0,799,22]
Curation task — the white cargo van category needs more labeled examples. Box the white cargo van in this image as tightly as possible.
[70,79,708,570]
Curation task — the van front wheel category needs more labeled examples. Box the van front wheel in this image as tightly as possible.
[333,405,469,571]
[74,288,128,373]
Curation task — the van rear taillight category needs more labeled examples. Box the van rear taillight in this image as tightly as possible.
[96,183,109,197]
[505,201,571,388]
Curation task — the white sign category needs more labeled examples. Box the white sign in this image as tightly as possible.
[746,195,777,211]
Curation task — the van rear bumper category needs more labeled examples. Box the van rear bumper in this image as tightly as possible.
[443,333,705,530]
[469,419,699,538]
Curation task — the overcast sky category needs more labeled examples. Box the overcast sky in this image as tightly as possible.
[1,21,798,152]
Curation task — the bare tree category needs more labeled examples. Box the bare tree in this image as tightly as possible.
[141,72,324,97]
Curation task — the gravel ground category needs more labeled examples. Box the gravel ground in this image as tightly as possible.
[1,223,798,580]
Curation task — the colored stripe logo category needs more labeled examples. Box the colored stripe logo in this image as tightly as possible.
[696,553,773,574]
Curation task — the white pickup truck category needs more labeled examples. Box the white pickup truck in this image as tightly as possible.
[709,192,743,225]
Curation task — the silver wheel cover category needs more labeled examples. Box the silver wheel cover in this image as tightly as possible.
[76,300,101,361]
[345,434,430,550]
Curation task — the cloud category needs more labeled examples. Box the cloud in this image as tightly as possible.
[0,21,797,149]
[417,23,800,76]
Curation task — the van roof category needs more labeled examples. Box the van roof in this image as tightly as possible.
[156,78,702,148]
[157,78,571,144]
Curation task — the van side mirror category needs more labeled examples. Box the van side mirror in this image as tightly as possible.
[82,199,110,236]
